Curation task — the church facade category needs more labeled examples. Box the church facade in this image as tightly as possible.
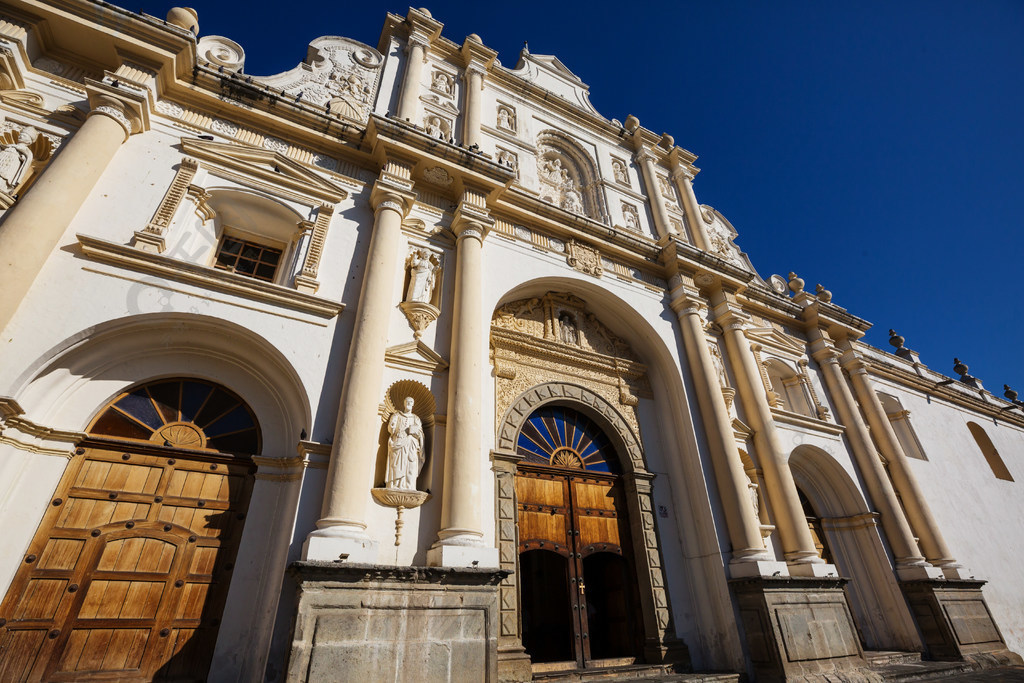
[0,3,1022,681]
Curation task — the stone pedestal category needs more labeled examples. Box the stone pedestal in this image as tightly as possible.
[288,562,508,682]
[730,576,867,682]
[900,579,1023,667]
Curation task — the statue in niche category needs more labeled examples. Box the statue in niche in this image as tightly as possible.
[709,343,729,388]
[497,106,515,132]
[562,188,584,214]
[612,159,629,185]
[0,126,38,194]
[622,203,640,231]
[431,70,452,94]
[386,397,425,490]
[405,248,439,304]
[559,312,579,345]
[426,116,444,139]
[746,473,762,524]
[542,157,569,185]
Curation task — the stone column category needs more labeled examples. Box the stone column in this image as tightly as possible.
[633,147,674,239]
[0,89,141,333]
[395,9,441,123]
[303,172,412,563]
[459,38,495,150]
[713,294,830,574]
[428,194,498,568]
[669,284,784,576]
[810,342,944,580]
[671,165,712,252]
[840,349,959,573]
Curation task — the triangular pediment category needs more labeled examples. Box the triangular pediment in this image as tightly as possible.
[385,341,449,375]
[508,50,601,117]
[180,137,348,203]
[744,327,807,358]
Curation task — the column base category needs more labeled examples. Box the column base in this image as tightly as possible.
[729,558,790,578]
[895,563,946,580]
[787,561,839,578]
[496,640,533,682]
[427,542,499,568]
[730,576,866,682]
[287,562,507,682]
[302,524,379,563]
[900,578,1023,667]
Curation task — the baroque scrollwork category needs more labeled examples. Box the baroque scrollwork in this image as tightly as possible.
[566,239,602,277]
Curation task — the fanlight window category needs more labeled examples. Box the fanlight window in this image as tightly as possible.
[89,378,261,454]
[517,406,619,473]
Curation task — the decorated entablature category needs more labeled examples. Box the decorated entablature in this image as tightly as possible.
[490,292,652,436]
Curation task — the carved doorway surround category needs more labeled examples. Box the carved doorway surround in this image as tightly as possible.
[0,379,258,682]
[490,293,684,674]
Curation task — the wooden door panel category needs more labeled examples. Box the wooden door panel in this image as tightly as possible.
[515,475,565,506]
[0,443,254,682]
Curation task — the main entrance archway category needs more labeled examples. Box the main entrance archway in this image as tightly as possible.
[0,379,258,682]
[516,405,642,669]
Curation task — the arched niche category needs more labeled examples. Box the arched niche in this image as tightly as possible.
[10,313,310,456]
[789,445,921,651]
[374,379,437,491]
[536,130,607,223]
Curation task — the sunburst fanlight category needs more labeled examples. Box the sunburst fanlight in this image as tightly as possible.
[516,406,618,473]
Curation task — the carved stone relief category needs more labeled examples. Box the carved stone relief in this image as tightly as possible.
[621,201,640,232]
[611,157,630,186]
[424,114,453,142]
[496,103,516,133]
[253,36,384,122]
[430,69,454,97]
[495,147,518,175]
[0,123,52,209]
[565,239,602,277]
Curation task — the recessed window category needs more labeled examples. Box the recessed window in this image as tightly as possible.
[214,235,282,282]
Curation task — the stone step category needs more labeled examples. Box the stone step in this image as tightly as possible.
[866,650,924,667]
[532,663,739,682]
[873,660,977,681]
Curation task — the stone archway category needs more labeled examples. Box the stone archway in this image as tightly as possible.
[494,382,678,669]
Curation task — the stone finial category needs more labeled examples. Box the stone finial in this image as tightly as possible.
[787,272,804,294]
[953,358,969,378]
[623,115,640,133]
[888,329,905,351]
[166,7,199,34]
[815,284,832,303]
[887,329,917,361]
[466,33,482,43]
[418,7,433,17]
[659,133,675,149]
[1005,384,1019,402]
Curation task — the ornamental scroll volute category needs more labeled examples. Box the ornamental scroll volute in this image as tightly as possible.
[490,292,651,437]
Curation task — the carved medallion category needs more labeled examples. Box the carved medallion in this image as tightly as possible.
[566,239,602,277]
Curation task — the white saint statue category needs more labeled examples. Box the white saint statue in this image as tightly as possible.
[0,127,38,195]
[406,249,438,303]
[386,397,425,490]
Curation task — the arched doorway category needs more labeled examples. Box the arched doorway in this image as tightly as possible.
[0,378,259,682]
[516,405,642,669]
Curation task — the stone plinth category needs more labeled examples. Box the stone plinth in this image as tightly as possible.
[900,579,1023,668]
[287,562,508,682]
[730,576,868,682]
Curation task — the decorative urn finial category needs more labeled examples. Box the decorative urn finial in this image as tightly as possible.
[787,272,804,294]
[166,7,199,34]
[888,329,905,351]
[953,358,969,378]
[1004,384,1019,402]
[815,283,832,302]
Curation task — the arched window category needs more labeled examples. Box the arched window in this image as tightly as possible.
[877,392,928,461]
[798,488,834,564]
[966,422,1013,481]
[516,405,619,473]
[764,359,814,417]
[90,378,261,454]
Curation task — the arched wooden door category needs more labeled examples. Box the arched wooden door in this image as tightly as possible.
[515,406,642,670]
[0,379,259,682]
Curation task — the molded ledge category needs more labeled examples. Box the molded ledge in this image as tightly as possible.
[77,234,344,318]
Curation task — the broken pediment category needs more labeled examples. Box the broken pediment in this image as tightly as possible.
[179,137,348,203]
[385,340,449,375]
[507,49,602,117]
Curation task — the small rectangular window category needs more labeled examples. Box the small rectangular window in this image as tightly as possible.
[214,236,282,282]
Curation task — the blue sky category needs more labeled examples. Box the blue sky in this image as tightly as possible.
[140,1,1024,394]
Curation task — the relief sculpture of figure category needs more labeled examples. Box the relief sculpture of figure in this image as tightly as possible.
[386,397,425,490]
[0,127,38,195]
[406,248,438,304]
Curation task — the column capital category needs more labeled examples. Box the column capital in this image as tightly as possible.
[460,35,497,72]
[451,199,493,243]
[369,182,414,216]
[85,80,148,138]
[671,165,697,183]
[838,349,870,375]
[713,302,752,332]
[406,7,443,47]
[634,147,659,165]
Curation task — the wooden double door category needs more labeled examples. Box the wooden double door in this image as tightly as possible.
[0,441,254,682]
[516,465,641,669]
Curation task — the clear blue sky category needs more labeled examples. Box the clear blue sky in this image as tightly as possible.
[139,1,1024,393]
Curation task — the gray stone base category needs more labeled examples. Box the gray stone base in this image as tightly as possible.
[900,579,1024,667]
[730,576,874,682]
[287,562,508,682]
